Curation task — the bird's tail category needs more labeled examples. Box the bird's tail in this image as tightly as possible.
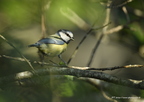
[28,43,39,47]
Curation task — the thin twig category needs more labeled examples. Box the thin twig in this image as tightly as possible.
[0,35,35,71]
[108,0,133,8]
[1,54,144,71]
[0,55,50,65]
[85,78,118,102]
[85,65,144,71]
[41,12,46,38]
[104,25,124,35]
[61,7,90,30]
[87,34,104,67]
[67,23,111,64]
[41,0,51,38]
[122,6,130,22]
[67,29,93,64]
[61,7,109,64]
[87,1,111,67]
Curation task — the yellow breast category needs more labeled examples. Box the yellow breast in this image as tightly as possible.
[39,43,67,57]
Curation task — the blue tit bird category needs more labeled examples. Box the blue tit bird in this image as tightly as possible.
[28,29,74,65]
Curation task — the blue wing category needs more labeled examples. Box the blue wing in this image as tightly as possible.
[38,38,65,45]
[28,37,65,47]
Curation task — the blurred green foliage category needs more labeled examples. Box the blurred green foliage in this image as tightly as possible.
[0,0,144,102]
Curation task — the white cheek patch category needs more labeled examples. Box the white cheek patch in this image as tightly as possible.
[59,32,71,42]
[67,32,73,38]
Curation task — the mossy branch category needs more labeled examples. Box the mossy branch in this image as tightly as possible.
[0,64,144,89]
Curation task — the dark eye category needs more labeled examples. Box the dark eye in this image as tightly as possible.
[65,32,68,36]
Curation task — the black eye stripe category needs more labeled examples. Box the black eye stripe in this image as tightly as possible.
[65,32,72,38]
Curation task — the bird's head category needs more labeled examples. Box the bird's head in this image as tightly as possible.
[57,29,74,44]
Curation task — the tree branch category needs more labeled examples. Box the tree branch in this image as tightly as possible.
[0,67,144,89]
[1,55,144,89]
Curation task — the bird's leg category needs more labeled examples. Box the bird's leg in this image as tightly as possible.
[49,60,59,66]
[58,55,67,66]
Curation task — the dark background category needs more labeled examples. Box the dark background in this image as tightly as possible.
[0,0,144,102]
